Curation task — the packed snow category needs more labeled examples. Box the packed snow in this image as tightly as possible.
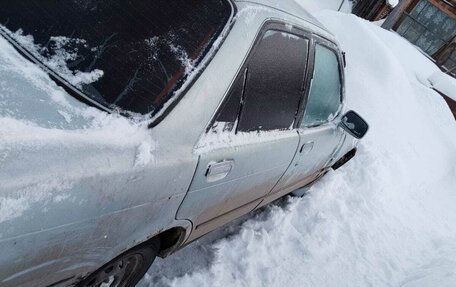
[140,11,456,287]
[429,71,456,102]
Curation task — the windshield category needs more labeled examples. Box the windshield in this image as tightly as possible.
[0,0,232,115]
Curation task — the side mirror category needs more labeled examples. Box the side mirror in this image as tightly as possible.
[339,111,369,139]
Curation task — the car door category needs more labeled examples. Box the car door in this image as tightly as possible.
[176,23,311,241]
[271,37,346,195]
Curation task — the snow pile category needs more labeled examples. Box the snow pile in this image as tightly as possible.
[429,71,456,101]
[141,12,456,287]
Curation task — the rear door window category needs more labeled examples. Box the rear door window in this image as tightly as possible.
[0,0,232,115]
[213,29,309,133]
[301,44,342,127]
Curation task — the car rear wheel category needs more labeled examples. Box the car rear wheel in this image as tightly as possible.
[76,239,160,287]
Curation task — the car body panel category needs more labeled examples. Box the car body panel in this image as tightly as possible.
[177,129,299,242]
[0,131,197,286]
[271,124,344,195]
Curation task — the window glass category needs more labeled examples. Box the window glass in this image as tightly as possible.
[302,44,341,127]
[0,0,231,115]
[236,30,309,132]
[215,69,246,124]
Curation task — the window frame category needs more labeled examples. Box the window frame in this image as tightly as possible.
[296,35,345,129]
[207,20,313,134]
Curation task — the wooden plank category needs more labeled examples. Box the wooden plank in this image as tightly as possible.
[382,0,417,30]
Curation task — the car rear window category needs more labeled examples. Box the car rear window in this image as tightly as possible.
[0,0,232,115]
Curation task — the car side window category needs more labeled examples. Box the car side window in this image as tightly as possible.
[301,44,342,127]
[213,29,309,133]
[212,69,246,132]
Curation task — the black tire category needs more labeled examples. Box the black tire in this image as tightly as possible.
[76,239,160,287]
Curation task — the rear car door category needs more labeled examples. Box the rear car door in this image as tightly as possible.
[271,37,345,194]
[177,23,310,240]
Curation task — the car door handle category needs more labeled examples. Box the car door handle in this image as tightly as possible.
[206,160,234,183]
[300,141,314,154]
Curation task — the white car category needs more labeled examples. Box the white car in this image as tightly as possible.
[0,0,368,286]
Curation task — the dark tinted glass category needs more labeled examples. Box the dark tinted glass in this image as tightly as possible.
[0,0,231,115]
[215,69,246,123]
[237,30,308,132]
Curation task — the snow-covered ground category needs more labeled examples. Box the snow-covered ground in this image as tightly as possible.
[430,71,456,102]
[140,11,456,287]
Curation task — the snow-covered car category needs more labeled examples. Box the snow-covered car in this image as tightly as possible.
[0,0,368,286]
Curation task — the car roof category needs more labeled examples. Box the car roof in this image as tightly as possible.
[234,0,334,37]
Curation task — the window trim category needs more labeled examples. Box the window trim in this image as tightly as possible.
[296,35,345,129]
[207,20,313,134]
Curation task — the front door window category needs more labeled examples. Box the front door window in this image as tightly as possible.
[301,44,342,127]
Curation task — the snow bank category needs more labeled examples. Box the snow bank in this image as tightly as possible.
[141,12,456,287]
[429,71,456,102]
